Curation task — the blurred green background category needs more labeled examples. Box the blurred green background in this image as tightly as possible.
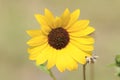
[0,0,120,80]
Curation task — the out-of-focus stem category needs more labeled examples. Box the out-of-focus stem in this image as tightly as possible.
[90,63,94,80]
[83,64,86,80]
[49,69,56,80]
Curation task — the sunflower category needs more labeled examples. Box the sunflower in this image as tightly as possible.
[27,8,95,72]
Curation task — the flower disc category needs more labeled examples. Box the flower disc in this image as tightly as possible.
[48,27,69,49]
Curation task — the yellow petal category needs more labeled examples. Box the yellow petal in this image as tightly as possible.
[65,9,80,29]
[69,26,95,37]
[28,43,48,55]
[27,35,47,46]
[61,8,70,18]
[45,8,54,20]
[70,51,88,64]
[53,17,62,28]
[47,48,57,69]
[28,43,48,60]
[55,43,79,72]
[35,14,47,26]
[64,55,78,71]
[70,36,94,44]
[36,45,51,65]
[56,48,72,70]
[61,8,70,27]
[26,30,41,37]
[44,8,55,28]
[80,26,95,35]
[34,14,51,35]
[56,53,78,72]
[41,25,51,35]
[67,20,89,32]
[56,54,66,72]
[70,39,94,51]
[66,43,91,64]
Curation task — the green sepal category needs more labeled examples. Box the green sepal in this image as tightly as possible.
[38,64,50,74]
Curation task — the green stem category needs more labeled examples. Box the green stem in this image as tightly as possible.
[83,64,86,80]
[49,69,56,80]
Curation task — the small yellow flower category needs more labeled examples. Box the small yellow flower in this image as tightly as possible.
[27,8,95,72]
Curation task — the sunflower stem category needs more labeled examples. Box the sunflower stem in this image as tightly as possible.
[90,63,94,80]
[49,69,56,80]
[83,64,86,80]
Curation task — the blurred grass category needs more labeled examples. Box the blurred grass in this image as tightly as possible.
[0,0,120,80]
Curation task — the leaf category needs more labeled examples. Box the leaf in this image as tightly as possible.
[38,64,50,74]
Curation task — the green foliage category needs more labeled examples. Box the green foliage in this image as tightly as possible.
[115,55,120,67]
[117,72,120,77]
[114,55,120,77]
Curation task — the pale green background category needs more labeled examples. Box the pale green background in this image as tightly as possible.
[0,0,120,80]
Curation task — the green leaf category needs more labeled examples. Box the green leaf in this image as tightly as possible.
[38,64,50,74]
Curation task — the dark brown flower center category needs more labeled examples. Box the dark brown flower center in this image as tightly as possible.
[48,27,69,50]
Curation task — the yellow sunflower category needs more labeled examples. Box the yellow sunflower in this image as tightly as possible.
[27,8,95,72]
